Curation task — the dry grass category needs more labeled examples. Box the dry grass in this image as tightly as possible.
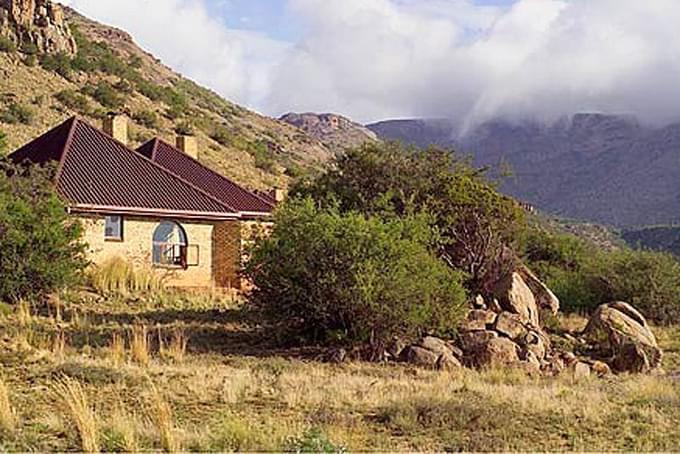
[159,329,188,363]
[148,382,179,452]
[0,293,676,451]
[130,325,150,366]
[108,333,126,367]
[90,257,163,295]
[51,375,99,453]
[0,377,17,434]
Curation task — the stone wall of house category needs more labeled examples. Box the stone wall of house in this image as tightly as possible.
[212,221,241,289]
[78,214,216,288]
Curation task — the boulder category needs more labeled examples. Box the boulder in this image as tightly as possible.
[583,302,662,373]
[521,330,550,360]
[459,330,499,353]
[517,265,560,316]
[402,345,439,368]
[591,360,612,377]
[494,312,527,340]
[470,337,520,368]
[473,294,486,309]
[460,309,497,332]
[417,336,454,356]
[436,351,462,371]
[493,272,540,327]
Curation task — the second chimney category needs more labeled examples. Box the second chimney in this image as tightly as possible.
[176,135,198,160]
[103,113,128,145]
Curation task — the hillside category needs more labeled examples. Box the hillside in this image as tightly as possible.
[279,112,377,155]
[368,114,680,227]
[0,2,333,190]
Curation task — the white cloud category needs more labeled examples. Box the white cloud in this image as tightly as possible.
[59,0,290,109]
[58,0,680,128]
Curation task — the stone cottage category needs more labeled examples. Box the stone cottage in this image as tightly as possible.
[8,115,280,289]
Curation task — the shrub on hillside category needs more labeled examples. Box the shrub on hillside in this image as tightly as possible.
[293,142,525,294]
[0,130,7,154]
[244,198,467,354]
[54,90,91,113]
[0,103,35,125]
[133,110,159,129]
[39,52,73,79]
[0,36,17,53]
[0,161,87,302]
[82,81,125,109]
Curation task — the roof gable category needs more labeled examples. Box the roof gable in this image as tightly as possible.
[9,117,239,220]
[137,138,274,215]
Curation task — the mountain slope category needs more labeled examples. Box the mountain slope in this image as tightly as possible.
[279,112,377,154]
[0,2,333,190]
[368,114,680,227]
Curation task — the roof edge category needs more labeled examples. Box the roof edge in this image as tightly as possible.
[70,204,242,221]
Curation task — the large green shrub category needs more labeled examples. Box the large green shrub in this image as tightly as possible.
[293,142,525,294]
[523,227,680,324]
[0,161,87,302]
[245,198,467,353]
[54,89,91,113]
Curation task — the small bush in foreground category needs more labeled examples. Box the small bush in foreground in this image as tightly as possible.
[89,257,163,295]
[0,102,34,125]
[245,198,467,353]
[52,376,99,453]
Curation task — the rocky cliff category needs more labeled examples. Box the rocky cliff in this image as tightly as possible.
[280,112,377,154]
[0,0,76,54]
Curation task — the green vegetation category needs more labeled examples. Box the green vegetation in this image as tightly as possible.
[133,110,159,129]
[174,121,194,136]
[0,130,7,154]
[82,81,125,109]
[245,198,467,352]
[210,125,232,147]
[524,226,680,324]
[0,102,35,125]
[0,162,87,303]
[39,52,74,79]
[54,89,91,113]
[0,36,17,53]
[293,141,525,294]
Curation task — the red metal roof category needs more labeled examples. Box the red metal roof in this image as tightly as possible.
[9,117,239,220]
[137,138,274,216]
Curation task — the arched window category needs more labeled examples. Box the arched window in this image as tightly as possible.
[152,221,188,267]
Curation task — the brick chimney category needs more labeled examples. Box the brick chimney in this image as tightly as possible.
[103,113,128,145]
[270,188,286,203]
[176,135,198,160]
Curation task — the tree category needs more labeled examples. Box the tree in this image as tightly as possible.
[0,161,87,302]
[244,198,467,355]
[293,141,525,294]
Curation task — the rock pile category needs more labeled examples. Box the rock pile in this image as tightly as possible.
[0,0,77,55]
[397,269,663,377]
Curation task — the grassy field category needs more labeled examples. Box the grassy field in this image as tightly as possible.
[0,291,679,452]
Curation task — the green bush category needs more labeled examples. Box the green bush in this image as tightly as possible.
[0,103,35,125]
[0,130,7,154]
[245,198,467,352]
[174,121,194,136]
[133,110,159,129]
[54,90,91,113]
[210,126,232,146]
[39,52,73,79]
[284,428,345,453]
[0,161,87,302]
[523,227,680,324]
[293,141,525,294]
[0,36,17,53]
[19,42,38,55]
[82,81,125,109]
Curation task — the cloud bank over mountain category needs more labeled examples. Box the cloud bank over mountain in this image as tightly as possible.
[60,0,680,127]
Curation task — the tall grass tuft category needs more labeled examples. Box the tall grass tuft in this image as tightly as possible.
[52,375,99,453]
[159,328,188,363]
[52,330,66,360]
[0,377,17,434]
[109,333,126,367]
[130,325,150,366]
[103,405,139,452]
[90,257,163,295]
[16,299,32,326]
[148,383,179,452]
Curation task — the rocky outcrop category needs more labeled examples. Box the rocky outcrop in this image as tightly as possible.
[0,0,76,55]
[279,112,377,154]
[493,272,540,327]
[582,301,662,373]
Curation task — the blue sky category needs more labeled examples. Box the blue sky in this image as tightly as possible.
[211,0,517,42]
